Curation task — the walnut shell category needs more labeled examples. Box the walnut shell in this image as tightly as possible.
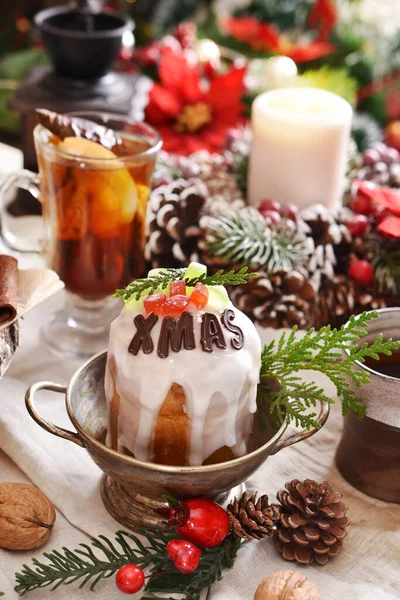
[0,483,56,550]
[254,570,321,600]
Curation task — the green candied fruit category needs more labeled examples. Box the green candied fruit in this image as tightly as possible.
[206,285,229,310]
[184,261,207,281]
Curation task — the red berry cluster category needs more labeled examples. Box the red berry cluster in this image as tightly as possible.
[144,281,208,317]
[258,198,299,227]
[115,498,229,594]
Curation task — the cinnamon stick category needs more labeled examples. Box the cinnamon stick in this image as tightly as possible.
[36,109,123,151]
[0,255,18,325]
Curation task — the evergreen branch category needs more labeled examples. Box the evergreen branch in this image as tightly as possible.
[372,245,400,295]
[14,531,240,599]
[201,208,313,274]
[114,267,257,302]
[258,311,400,428]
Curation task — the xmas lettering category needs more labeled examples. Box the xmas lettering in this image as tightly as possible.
[128,310,244,358]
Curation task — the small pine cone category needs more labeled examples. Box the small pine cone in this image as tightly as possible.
[231,269,317,330]
[227,492,280,541]
[314,275,355,330]
[189,150,245,214]
[274,479,350,566]
[146,179,207,268]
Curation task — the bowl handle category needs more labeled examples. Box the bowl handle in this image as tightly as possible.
[269,400,330,455]
[25,381,86,448]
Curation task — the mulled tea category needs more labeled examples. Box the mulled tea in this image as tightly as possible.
[38,133,156,300]
[363,350,400,378]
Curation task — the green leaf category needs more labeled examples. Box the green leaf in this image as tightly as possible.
[202,208,313,274]
[14,530,240,599]
[114,267,257,303]
[258,311,400,428]
[0,49,49,81]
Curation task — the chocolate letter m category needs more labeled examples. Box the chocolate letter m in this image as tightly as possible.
[158,312,195,358]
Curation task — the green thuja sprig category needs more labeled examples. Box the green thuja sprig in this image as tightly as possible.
[114,267,257,302]
[258,311,400,430]
[14,530,240,599]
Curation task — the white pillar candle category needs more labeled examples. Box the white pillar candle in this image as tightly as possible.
[248,88,353,209]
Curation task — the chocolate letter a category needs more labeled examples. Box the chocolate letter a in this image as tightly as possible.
[201,313,227,353]
[128,313,158,355]
[157,312,195,358]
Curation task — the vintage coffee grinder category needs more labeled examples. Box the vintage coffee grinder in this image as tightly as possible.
[11,0,136,169]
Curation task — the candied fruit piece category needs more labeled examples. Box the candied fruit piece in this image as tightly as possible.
[144,293,167,316]
[170,280,186,296]
[88,178,120,238]
[164,295,190,316]
[58,137,117,159]
[190,282,208,308]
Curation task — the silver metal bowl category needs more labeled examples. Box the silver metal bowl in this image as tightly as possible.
[26,351,329,530]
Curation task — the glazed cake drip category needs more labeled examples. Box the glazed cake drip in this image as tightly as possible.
[105,301,261,466]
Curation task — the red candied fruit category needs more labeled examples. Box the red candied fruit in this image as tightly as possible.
[190,282,208,308]
[143,293,167,316]
[164,294,190,316]
[170,280,186,296]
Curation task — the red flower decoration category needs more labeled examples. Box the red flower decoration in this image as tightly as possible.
[308,0,337,42]
[145,47,246,155]
[355,181,400,238]
[223,16,335,62]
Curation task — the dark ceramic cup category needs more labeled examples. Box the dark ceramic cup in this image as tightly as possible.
[335,308,400,503]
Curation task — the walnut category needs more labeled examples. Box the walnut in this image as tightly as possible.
[254,570,321,600]
[0,483,56,550]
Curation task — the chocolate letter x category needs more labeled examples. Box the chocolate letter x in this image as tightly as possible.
[128,313,158,355]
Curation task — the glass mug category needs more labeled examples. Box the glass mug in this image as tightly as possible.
[0,112,162,359]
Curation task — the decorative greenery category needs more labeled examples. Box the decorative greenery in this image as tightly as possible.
[351,112,383,152]
[257,311,400,429]
[373,245,400,295]
[114,267,257,302]
[298,66,358,107]
[202,208,312,274]
[14,530,240,598]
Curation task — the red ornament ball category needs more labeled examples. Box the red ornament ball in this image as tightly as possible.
[116,564,145,594]
[175,498,229,548]
[258,199,282,217]
[348,260,374,286]
[167,539,201,573]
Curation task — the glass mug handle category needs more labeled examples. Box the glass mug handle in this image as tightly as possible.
[0,169,43,253]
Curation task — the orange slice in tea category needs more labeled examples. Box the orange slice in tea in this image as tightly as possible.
[58,137,117,159]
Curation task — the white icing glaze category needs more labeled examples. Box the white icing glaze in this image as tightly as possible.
[105,301,261,466]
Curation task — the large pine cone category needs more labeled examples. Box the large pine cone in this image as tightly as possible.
[146,179,207,268]
[231,269,317,329]
[274,479,350,566]
[227,492,280,540]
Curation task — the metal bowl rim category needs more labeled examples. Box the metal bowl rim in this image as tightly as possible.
[65,350,289,474]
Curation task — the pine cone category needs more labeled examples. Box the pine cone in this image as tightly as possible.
[231,269,317,330]
[227,492,280,541]
[146,179,207,268]
[302,204,352,285]
[314,275,355,330]
[274,479,350,566]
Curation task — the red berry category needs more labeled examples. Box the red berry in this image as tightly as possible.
[170,280,186,296]
[116,564,145,594]
[281,203,299,220]
[258,199,281,216]
[163,294,190,316]
[167,539,201,573]
[175,498,229,548]
[143,293,167,316]
[348,260,374,286]
[190,282,209,308]
[262,209,281,225]
[346,214,369,237]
